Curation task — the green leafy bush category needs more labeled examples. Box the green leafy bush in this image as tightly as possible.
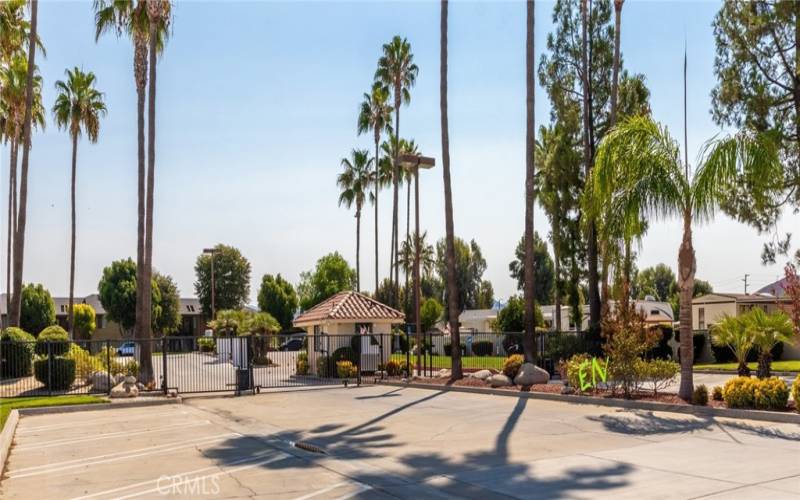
[502,354,524,379]
[316,355,332,377]
[384,360,401,376]
[565,354,592,390]
[125,360,140,377]
[332,346,357,365]
[723,377,757,408]
[35,326,70,356]
[1,327,35,378]
[197,337,215,353]
[712,386,723,401]
[96,346,125,375]
[471,340,494,357]
[642,359,679,396]
[545,333,589,362]
[753,377,789,411]
[336,360,357,378]
[33,357,77,390]
[792,375,800,413]
[296,352,309,375]
[692,385,709,406]
[65,344,103,382]
[444,343,465,356]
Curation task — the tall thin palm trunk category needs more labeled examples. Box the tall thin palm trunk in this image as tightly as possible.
[374,134,380,294]
[523,0,536,364]
[392,93,400,307]
[405,179,410,312]
[6,140,16,321]
[10,0,39,327]
[134,32,147,341]
[441,0,461,379]
[553,216,562,331]
[677,211,695,399]
[68,133,78,338]
[355,205,361,291]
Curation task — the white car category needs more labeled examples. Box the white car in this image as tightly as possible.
[117,342,136,357]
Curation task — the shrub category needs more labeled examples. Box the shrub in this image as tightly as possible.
[642,359,679,396]
[35,325,70,356]
[645,326,674,360]
[385,360,401,376]
[33,357,77,390]
[753,377,789,411]
[712,386,724,401]
[332,346,357,365]
[565,354,592,390]
[197,337,215,353]
[692,385,709,406]
[65,344,103,382]
[471,340,494,357]
[792,375,800,413]
[545,333,589,362]
[1,327,35,378]
[723,377,757,408]
[336,360,358,378]
[316,355,332,377]
[96,346,125,375]
[296,352,309,375]
[125,359,140,377]
[603,312,659,398]
[502,354,524,379]
[444,343,465,356]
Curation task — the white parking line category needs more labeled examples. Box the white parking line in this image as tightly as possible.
[292,482,350,500]
[8,433,240,479]
[70,449,287,500]
[336,483,373,500]
[17,410,189,434]
[15,420,211,451]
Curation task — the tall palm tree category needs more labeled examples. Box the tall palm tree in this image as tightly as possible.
[396,230,435,279]
[523,0,537,364]
[357,84,392,294]
[375,35,418,308]
[337,149,374,291]
[588,115,783,399]
[9,0,39,327]
[401,138,418,310]
[52,67,107,339]
[440,0,461,379]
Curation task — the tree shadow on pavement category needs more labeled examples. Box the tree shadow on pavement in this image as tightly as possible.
[586,410,714,436]
[203,389,632,498]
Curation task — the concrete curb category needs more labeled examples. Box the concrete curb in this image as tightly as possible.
[0,409,20,478]
[694,369,799,377]
[378,381,800,425]
[16,397,182,417]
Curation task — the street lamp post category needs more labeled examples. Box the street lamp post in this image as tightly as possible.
[399,153,435,376]
[203,248,217,320]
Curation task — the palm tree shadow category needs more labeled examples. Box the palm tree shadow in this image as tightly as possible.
[586,411,714,436]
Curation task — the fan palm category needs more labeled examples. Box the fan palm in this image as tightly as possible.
[745,308,795,378]
[588,115,784,399]
[337,149,374,291]
[52,67,107,339]
[357,83,392,295]
[375,35,418,308]
[710,314,754,377]
[396,231,435,278]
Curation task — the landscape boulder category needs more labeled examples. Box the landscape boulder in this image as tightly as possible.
[110,376,139,399]
[488,374,512,388]
[437,369,451,378]
[89,371,113,392]
[514,363,550,386]
[114,374,126,385]
[470,369,493,381]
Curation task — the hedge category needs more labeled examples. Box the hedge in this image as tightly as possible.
[1,327,35,378]
[35,325,70,356]
[33,357,77,391]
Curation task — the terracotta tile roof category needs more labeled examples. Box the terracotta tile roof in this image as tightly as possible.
[293,291,404,326]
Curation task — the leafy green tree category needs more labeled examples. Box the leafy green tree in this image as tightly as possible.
[52,67,106,337]
[509,232,554,304]
[194,244,252,316]
[588,114,783,399]
[72,303,96,340]
[257,274,298,331]
[635,264,676,302]
[297,252,356,310]
[154,272,180,335]
[476,280,494,310]
[712,2,799,261]
[434,237,486,316]
[337,149,373,291]
[494,296,543,333]
[419,297,443,333]
[97,258,171,336]
[20,283,55,336]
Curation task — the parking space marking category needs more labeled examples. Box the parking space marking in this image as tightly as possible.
[335,483,374,500]
[17,410,188,434]
[7,433,241,479]
[14,420,211,451]
[70,449,288,500]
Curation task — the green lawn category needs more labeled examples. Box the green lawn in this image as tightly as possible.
[694,360,800,373]
[1,395,107,428]
[390,354,506,370]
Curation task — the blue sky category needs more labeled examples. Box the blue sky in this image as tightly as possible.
[13,0,799,304]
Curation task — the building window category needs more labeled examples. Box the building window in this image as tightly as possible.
[97,314,104,329]
[698,308,705,330]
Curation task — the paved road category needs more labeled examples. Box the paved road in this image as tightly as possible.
[2,386,799,499]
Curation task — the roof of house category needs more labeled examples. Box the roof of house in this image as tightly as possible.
[0,293,203,317]
[180,298,203,315]
[458,309,497,322]
[293,291,404,327]
[692,292,791,305]
[755,276,797,298]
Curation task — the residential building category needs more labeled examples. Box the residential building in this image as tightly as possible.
[540,299,675,332]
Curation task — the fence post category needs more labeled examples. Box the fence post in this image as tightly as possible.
[356,336,362,387]
[106,340,111,395]
[405,326,410,378]
[162,336,168,395]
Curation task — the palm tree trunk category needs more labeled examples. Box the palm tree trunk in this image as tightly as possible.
[553,220,562,331]
[374,135,380,295]
[6,140,16,321]
[413,169,421,372]
[355,206,361,291]
[392,99,401,309]
[405,178,411,313]
[677,210,696,400]
[134,33,147,343]
[610,0,623,127]
[441,0,461,380]
[68,133,78,339]
[10,0,39,327]
[622,237,632,305]
[523,0,537,365]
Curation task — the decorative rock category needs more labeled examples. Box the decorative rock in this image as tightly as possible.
[437,369,451,378]
[89,371,112,392]
[514,363,550,386]
[488,374,512,388]
[561,385,575,395]
[110,380,139,399]
[125,376,137,385]
[136,382,145,391]
[114,374,126,385]
[471,369,493,381]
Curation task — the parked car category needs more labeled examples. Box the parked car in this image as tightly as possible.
[278,338,303,351]
[117,341,136,357]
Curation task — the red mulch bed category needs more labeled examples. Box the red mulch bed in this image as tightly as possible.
[409,377,798,412]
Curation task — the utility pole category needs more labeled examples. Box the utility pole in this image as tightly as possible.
[742,274,749,295]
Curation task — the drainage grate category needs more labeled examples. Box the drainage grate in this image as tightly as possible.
[293,441,327,455]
